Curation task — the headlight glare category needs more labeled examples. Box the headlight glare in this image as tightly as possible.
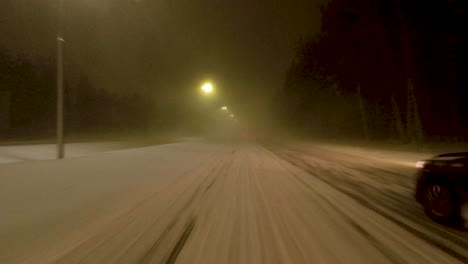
[416,161,427,168]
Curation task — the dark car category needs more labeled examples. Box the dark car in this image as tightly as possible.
[415,152,468,224]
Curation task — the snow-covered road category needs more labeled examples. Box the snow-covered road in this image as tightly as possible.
[0,141,467,263]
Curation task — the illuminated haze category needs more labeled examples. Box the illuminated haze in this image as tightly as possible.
[0,0,325,131]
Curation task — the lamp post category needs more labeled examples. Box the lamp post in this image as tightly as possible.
[57,0,65,159]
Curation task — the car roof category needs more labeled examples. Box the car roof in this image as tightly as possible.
[436,152,468,158]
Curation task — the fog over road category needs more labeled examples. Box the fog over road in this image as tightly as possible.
[1,141,467,263]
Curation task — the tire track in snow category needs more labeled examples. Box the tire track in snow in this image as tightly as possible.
[165,217,197,264]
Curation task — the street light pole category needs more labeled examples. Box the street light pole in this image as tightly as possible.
[57,0,65,159]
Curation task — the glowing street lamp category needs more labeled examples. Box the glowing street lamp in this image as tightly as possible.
[201,82,213,94]
[221,106,228,110]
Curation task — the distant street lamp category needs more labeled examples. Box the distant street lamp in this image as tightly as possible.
[201,82,214,94]
[57,0,65,159]
[221,106,228,110]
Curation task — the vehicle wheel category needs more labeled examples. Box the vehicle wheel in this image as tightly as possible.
[422,182,458,224]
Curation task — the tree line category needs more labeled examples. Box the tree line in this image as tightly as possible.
[276,0,468,142]
[0,50,154,140]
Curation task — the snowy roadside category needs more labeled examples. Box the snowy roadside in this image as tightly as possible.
[0,142,132,164]
[0,136,194,164]
[268,137,468,168]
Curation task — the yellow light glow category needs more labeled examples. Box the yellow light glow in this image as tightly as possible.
[221,106,228,110]
[201,83,213,93]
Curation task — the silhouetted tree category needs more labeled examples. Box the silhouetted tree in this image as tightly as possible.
[1,50,156,140]
[277,0,468,142]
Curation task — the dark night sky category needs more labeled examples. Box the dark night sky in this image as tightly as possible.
[0,0,325,124]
